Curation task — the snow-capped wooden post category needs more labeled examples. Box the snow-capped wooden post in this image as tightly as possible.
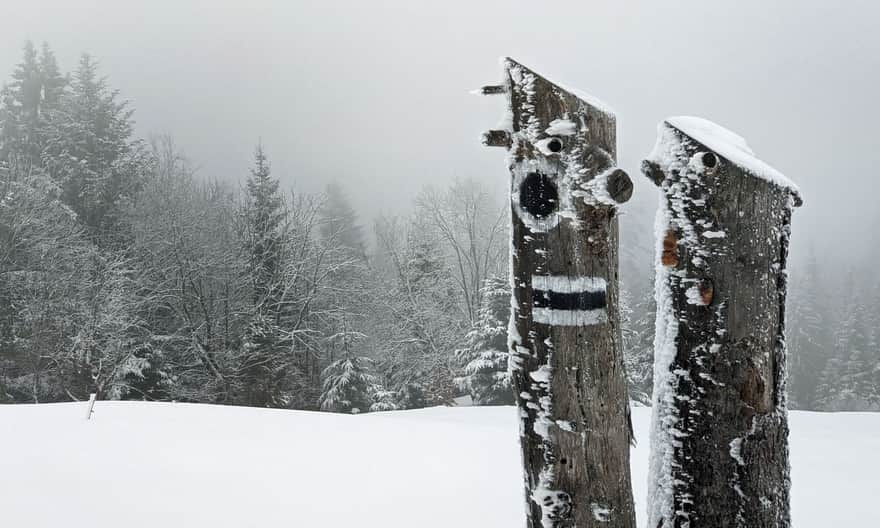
[641,117,802,528]
[479,58,636,528]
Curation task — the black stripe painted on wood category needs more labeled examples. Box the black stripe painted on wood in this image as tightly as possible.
[533,289,607,311]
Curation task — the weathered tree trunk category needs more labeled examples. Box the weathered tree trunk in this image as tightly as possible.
[481,58,636,528]
[642,117,802,528]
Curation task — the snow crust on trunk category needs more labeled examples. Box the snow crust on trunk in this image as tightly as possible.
[647,201,682,528]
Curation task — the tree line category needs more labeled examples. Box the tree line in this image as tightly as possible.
[0,42,876,412]
[0,42,514,412]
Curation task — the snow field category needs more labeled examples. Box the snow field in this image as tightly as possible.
[0,402,876,527]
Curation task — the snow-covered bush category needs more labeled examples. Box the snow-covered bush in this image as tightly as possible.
[319,351,378,414]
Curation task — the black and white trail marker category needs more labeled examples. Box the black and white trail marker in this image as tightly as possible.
[479,58,636,528]
[531,275,607,326]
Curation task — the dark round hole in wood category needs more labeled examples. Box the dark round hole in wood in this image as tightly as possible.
[519,172,558,219]
[702,152,718,168]
[547,138,563,153]
[559,457,568,465]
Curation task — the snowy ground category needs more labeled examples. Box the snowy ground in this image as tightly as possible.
[1,402,876,527]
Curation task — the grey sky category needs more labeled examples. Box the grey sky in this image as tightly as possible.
[2,0,878,267]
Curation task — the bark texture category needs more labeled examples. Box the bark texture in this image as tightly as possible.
[643,121,800,528]
[487,58,635,528]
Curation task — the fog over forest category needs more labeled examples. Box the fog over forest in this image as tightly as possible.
[1,1,879,411]
[3,1,878,260]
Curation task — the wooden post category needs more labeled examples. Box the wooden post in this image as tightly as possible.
[480,58,636,528]
[641,117,802,527]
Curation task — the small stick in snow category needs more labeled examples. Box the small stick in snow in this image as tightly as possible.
[86,393,97,421]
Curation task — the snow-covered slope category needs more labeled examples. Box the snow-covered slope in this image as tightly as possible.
[0,402,876,527]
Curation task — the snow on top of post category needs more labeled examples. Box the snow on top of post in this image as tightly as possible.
[663,116,801,200]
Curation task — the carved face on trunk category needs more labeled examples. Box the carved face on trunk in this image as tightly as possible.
[501,59,631,235]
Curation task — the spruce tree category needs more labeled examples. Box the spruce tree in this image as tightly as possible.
[318,182,364,258]
[40,53,152,243]
[239,144,293,406]
[621,287,654,405]
[316,181,369,398]
[318,332,377,414]
[0,41,40,159]
[244,144,284,306]
[816,285,880,411]
[787,251,827,408]
[369,386,398,412]
[0,41,65,163]
[37,43,66,107]
[455,276,513,405]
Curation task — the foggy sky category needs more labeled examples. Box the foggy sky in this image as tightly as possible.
[2,0,879,268]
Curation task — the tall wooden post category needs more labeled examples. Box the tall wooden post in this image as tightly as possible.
[641,117,802,527]
[480,58,636,528]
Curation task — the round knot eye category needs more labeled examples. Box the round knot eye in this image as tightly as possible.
[690,151,720,173]
[546,137,564,153]
[519,172,558,219]
[701,152,718,169]
[536,137,565,156]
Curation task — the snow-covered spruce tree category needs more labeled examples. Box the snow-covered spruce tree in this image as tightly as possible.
[394,382,428,410]
[369,387,398,412]
[238,144,300,407]
[620,286,654,405]
[618,196,657,405]
[786,250,829,409]
[455,276,513,405]
[318,181,365,259]
[0,41,66,164]
[815,271,856,409]
[318,331,377,414]
[816,283,880,411]
[40,53,153,245]
[316,181,371,391]
[244,144,285,307]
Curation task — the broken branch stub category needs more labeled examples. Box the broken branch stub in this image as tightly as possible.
[481,129,511,148]
[483,57,636,528]
[477,84,507,95]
